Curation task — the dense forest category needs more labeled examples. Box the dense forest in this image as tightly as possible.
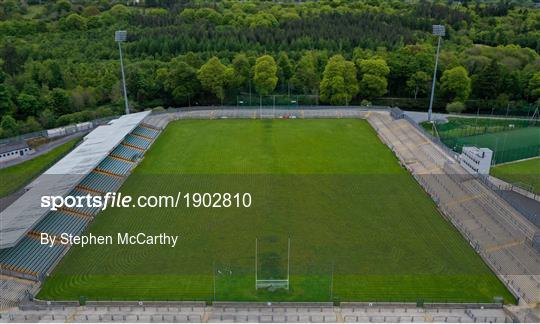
[0,0,539,138]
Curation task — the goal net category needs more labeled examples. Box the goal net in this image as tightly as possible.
[255,236,290,291]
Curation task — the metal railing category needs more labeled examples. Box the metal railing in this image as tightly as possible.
[401,113,459,160]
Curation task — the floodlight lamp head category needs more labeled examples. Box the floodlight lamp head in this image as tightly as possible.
[115,30,128,42]
[432,25,445,37]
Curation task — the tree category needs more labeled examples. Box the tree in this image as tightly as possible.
[19,116,42,134]
[529,72,540,99]
[406,71,431,99]
[39,109,56,129]
[0,42,25,75]
[0,63,12,115]
[290,53,319,94]
[0,0,538,129]
[359,58,390,77]
[48,62,65,89]
[319,55,358,105]
[0,0,18,19]
[276,52,293,91]
[359,74,388,99]
[358,58,390,99]
[17,93,40,117]
[163,59,200,105]
[0,83,13,116]
[82,5,100,17]
[61,14,87,31]
[54,0,72,15]
[473,59,502,99]
[253,55,278,96]
[386,44,433,97]
[0,115,18,137]
[446,101,466,114]
[70,86,97,111]
[441,66,472,102]
[181,8,222,24]
[47,88,71,115]
[197,57,231,103]
[247,13,278,28]
[231,53,251,89]
[109,4,129,18]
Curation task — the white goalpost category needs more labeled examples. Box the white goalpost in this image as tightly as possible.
[255,237,290,290]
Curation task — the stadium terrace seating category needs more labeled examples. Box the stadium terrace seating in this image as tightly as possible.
[132,125,159,139]
[0,237,65,280]
[371,112,540,304]
[0,276,36,308]
[96,156,134,176]
[123,134,151,150]
[111,145,142,161]
[0,121,160,282]
[79,171,123,193]
[32,211,89,237]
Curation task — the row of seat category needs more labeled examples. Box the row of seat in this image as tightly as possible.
[123,134,151,150]
[0,237,65,280]
[132,125,159,139]
[79,171,123,193]
[110,144,142,161]
[32,211,89,237]
[96,156,134,176]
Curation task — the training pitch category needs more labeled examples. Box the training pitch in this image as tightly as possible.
[450,127,539,164]
[38,119,513,303]
[491,157,540,195]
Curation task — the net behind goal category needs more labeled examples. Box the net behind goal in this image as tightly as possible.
[255,237,290,291]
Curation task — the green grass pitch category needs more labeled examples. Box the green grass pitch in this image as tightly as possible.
[491,157,540,195]
[38,119,514,303]
[0,137,80,197]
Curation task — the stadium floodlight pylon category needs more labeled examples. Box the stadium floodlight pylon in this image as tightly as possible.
[115,30,129,115]
[428,24,445,122]
[255,237,290,290]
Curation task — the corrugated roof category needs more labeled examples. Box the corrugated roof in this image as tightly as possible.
[0,141,29,154]
[0,111,151,249]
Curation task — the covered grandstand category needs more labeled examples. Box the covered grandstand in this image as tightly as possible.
[0,111,161,284]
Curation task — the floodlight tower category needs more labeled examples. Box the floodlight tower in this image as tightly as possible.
[115,30,130,115]
[428,25,445,122]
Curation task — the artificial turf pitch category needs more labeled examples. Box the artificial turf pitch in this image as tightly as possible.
[450,127,539,164]
[38,119,514,303]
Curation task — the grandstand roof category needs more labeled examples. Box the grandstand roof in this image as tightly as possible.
[0,111,151,249]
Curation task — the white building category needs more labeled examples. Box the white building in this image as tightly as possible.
[0,141,33,163]
[459,146,493,175]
